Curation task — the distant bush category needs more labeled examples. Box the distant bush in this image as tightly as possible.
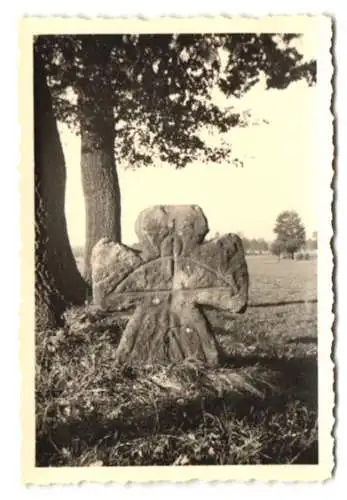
[296,252,311,261]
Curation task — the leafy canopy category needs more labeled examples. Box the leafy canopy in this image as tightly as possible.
[273,210,306,256]
[36,33,316,168]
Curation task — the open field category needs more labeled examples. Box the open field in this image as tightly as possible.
[36,255,317,466]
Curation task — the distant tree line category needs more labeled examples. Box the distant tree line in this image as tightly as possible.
[211,212,316,260]
[239,236,269,255]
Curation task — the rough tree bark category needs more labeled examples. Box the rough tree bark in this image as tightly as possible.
[79,95,121,285]
[34,49,88,330]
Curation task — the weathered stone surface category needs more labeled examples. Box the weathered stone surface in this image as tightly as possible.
[91,205,249,366]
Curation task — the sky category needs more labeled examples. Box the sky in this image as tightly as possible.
[59,35,319,247]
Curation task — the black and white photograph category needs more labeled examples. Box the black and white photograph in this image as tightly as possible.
[19,16,333,483]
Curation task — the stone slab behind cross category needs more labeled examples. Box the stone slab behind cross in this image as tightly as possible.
[91,205,249,366]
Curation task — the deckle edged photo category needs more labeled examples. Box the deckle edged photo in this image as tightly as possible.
[19,16,334,484]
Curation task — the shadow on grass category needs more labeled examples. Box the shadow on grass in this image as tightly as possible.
[221,354,317,401]
[286,336,317,345]
[36,354,317,467]
[222,352,316,372]
[249,299,317,308]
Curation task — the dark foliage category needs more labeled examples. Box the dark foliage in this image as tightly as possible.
[36,33,316,168]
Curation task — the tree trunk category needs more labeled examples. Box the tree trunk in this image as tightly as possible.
[34,50,88,331]
[79,97,121,285]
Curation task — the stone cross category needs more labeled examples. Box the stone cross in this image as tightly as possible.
[91,205,249,366]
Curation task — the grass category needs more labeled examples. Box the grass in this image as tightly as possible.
[36,255,318,466]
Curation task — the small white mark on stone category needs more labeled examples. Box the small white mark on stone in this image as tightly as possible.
[152,297,161,305]
[185,327,192,334]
